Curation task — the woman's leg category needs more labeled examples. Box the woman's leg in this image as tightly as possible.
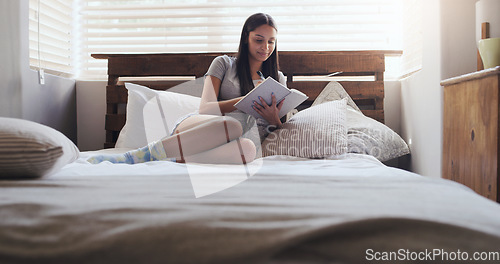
[174,114,223,132]
[88,115,256,164]
[162,115,244,159]
[183,138,256,164]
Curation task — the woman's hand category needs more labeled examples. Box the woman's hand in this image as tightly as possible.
[252,93,284,127]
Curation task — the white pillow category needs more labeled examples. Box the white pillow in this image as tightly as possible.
[0,117,79,179]
[116,83,201,148]
[261,98,348,158]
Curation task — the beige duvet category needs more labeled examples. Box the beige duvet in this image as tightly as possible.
[1,153,499,264]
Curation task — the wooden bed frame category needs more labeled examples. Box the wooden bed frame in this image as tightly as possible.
[93,51,401,148]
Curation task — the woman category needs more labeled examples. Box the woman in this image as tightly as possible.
[88,13,286,165]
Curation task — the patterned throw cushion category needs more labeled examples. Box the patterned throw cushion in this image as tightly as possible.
[262,98,348,158]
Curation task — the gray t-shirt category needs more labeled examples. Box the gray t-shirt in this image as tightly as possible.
[205,55,287,145]
[205,55,287,101]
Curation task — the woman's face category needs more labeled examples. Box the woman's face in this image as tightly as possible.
[247,24,277,63]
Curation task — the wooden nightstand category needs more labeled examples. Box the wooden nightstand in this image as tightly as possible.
[441,67,500,202]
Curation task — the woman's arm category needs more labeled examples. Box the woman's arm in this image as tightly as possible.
[200,75,283,128]
[199,75,243,115]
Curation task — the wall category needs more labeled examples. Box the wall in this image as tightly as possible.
[440,0,478,80]
[400,0,478,177]
[0,0,77,143]
[76,81,106,151]
[0,0,23,118]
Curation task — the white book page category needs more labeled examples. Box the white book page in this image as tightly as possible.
[278,89,309,118]
[234,77,291,118]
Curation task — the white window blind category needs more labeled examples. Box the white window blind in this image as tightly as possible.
[401,0,422,76]
[78,0,402,80]
[29,0,73,76]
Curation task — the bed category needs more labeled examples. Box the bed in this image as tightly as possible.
[1,51,500,264]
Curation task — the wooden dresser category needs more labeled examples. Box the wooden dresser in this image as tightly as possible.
[441,67,500,202]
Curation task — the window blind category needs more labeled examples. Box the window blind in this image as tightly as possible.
[78,0,402,80]
[28,0,73,76]
[400,0,422,76]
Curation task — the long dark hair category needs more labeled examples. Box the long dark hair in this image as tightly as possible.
[236,13,279,96]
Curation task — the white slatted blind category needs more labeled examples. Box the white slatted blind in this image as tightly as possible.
[29,0,73,75]
[78,0,402,79]
[401,0,422,76]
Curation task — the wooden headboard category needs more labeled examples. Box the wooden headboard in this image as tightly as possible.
[93,51,401,148]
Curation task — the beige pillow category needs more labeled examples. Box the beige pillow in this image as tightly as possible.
[0,117,79,179]
[312,81,362,112]
[312,81,410,161]
[262,98,347,158]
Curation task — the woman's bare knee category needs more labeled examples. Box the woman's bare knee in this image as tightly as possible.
[223,116,243,139]
[175,115,219,133]
[238,138,256,163]
[209,116,242,140]
[177,115,242,140]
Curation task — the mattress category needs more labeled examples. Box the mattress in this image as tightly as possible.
[1,151,499,263]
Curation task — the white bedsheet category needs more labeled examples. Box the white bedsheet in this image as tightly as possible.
[1,152,499,263]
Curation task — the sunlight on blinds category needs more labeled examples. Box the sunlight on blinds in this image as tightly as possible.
[78,0,402,79]
[28,0,73,76]
[401,0,422,76]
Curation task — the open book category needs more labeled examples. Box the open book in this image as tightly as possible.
[234,77,308,119]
